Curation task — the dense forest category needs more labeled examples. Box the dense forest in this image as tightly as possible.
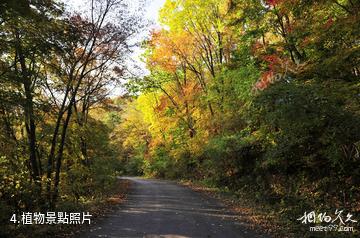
[0,0,144,235]
[1,0,360,237]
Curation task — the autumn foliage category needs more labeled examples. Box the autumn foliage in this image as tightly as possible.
[1,0,360,237]
[120,0,360,237]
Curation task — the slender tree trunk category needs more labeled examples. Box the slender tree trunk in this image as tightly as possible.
[77,98,90,165]
[15,31,41,186]
[51,98,74,207]
[23,80,40,182]
[46,81,71,204]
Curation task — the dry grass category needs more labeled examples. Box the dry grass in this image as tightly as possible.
[180,181,291,238]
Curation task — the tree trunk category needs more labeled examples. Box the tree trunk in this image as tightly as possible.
[15,31,41,186]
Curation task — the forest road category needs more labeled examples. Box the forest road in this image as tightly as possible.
[80,177,270,238]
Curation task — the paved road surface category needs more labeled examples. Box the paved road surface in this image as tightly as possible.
[80,177,269,238]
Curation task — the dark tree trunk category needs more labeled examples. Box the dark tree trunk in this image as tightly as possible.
[15,32,41,186]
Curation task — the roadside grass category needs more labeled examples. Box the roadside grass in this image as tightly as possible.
[178,179,359,238]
